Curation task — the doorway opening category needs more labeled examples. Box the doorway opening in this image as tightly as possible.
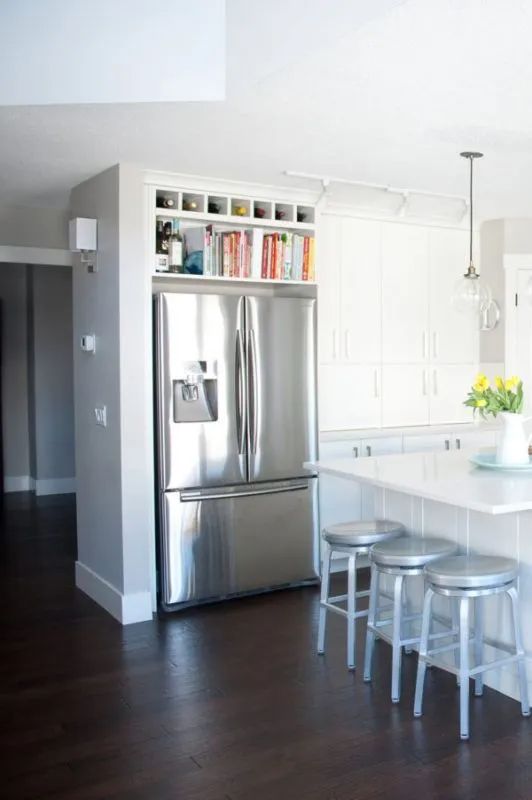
[0,263,75,498]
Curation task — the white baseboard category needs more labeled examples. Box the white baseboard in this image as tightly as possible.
[75,561,153,625]
[4,475,75,495]
[4,475,35,493]
[35,477,76,496]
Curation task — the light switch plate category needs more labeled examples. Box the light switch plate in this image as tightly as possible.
[94,406,107,427]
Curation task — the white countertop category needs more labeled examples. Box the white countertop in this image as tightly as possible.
[305,449,532,515]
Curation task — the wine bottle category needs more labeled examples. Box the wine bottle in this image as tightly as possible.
[156,196,175,209]
[168,221,184,273]
[155,220,166,255]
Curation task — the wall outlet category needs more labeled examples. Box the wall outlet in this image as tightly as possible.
[94,406,107,427]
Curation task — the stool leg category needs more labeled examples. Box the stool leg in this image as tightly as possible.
[391,574,404,703]
[459,596,470,740]
[451,597,460,686]
[402,578,413,654]
[474,597,484,697]
[363,563,379,683]
[317,543,331,655]
[347,552,357,670]
[507,585,530,717]
[414,586,434,718]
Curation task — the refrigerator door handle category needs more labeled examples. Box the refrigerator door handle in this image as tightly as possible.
[180,481,309,502]
[247,328,258,454]
[235,329,247,454]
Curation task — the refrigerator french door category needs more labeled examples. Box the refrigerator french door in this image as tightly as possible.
[155,292,318,609]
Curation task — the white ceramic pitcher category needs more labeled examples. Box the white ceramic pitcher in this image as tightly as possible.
[496,412,532,465]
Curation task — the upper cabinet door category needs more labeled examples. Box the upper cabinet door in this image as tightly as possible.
[317,215,341,364]
[429,228,478,364]
[340,218,381,363]
[382,224,429,363]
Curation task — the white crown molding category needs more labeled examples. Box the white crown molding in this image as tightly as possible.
[143,169,318,205]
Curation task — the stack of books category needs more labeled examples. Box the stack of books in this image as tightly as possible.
[178,225,316,281]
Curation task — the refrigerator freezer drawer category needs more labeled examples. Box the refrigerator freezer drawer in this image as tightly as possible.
[160,478,318,608]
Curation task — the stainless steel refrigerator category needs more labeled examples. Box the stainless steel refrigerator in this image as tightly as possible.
[155,292,318,610]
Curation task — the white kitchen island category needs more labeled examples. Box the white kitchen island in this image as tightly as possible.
[306,449,532,702]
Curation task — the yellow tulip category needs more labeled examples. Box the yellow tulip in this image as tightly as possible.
[495,376,504,391]
[473,373,489,392]
[475,398,487,408]
[505,376,520,391]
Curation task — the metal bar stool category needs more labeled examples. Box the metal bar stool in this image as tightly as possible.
[317,520,405,669]
[414,554,530,740]
[364,536,457,702]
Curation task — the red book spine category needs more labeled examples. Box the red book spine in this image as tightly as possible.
[302,237,309,281]
[223,234,230,277]
[230,233,235,277]
[261,235,269,278]
[270,233,277,279]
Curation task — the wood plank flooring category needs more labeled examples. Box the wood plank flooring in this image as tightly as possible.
[1,492,531,799]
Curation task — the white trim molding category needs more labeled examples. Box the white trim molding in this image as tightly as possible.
[75,561,153,625]
[35,477,76,496]
[4,475,35,493]
[0,246,72,266]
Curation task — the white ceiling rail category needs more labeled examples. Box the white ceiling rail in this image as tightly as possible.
[284,170,469,221]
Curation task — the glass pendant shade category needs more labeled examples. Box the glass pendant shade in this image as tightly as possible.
[452,151,493,316]
[451,273,492,314]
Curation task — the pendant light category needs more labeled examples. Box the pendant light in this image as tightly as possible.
[451,152,492,314]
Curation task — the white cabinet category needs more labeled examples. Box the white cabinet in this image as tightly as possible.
[452,429,498,450]
[340,218,381,363]
[429,365,474,425]
[317,214,479,431]
[318,215,341,363]
[382,224,429,364]
[381,365,429,427]
[429,228,478,364]
[403,433,451,453]
[319,364,381,431]
[318,440,362,533]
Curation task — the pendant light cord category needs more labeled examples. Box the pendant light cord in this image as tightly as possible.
[469,155,473,266]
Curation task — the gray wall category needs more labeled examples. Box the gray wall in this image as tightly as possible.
[0,265,30,483]
[28,265,75,481]
[0,205,69,248]
[70,164,154,623]
[480,218,532,367]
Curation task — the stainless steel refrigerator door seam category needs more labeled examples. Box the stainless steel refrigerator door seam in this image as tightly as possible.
[180,482,309,502]
[235,329,247,455]
[247,327,259,455]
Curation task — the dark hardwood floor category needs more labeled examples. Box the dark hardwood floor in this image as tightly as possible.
[1,493,531,799]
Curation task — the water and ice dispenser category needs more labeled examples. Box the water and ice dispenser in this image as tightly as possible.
[173,361,218,423]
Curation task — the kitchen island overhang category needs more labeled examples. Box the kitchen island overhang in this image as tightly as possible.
[307,449,532,704]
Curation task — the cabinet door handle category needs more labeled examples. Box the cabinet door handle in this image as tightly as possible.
[445,439,450,450]
[353,446,359,458]
[433,369,438,395]
[373,368,380,398]
[332,329,337,359]
[366,445,372,457]
[433,332,439,359]
[422,369,427,396]
[344,329,350,359]
[456,438,461,450]
[422,331,427,359]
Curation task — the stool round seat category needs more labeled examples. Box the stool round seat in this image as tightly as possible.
[323,519,404,548]
[425,554,518,590]
[370,536,456,569]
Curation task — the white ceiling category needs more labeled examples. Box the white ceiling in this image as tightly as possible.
[2,0,532,220]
